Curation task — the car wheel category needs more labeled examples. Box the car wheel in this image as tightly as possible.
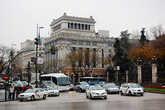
[90,94,93,99]
[20,99,23,102]
[79,89,82,92]
[141,93,144,96]
[43,95,46,100]
[86,93,89,99]
[120,91,123,96]
[128,91,132,96]
[104,96,107,100]
[31,95,35,101]
[76,89,80,92]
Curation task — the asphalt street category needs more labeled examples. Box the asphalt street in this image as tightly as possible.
[0,92,165,110]
[0,89,5,101]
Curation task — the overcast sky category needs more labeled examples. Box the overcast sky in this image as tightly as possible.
[0,0,165,49]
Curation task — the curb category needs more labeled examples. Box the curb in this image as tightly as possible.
[145,91,165,94]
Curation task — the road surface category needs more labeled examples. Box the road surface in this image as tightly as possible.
[0,92,165,110]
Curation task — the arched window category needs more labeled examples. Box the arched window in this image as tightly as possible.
[78,24,80,29]
[85,24,88,30]
[68,23,71,28]
[88,25,90,30]
[82,24,84,30]
[74,23,77,29]
[71,23,73,29]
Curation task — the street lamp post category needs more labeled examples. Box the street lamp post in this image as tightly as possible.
[116,66,120,83]
[27,61,31,86]
[152,56,157,83]
[35,40,38,88]
[35,24,44,88]
[136,57,143,84]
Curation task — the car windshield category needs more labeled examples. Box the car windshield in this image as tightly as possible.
[24,89,34,93]
[91,86,104,90]
[129,84,141,88]
[106,84,116,88]
[80,82,88,85]
[48,88,57,90]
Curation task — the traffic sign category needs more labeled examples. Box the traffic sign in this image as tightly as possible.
[2,75,9,80]
[37,57,44,64]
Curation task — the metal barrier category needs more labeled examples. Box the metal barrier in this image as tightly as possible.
[0,89,6,101]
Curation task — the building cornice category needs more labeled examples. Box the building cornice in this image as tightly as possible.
[50,13,96,26]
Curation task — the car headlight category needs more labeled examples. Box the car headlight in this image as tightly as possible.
[91,92,97,95]
[103,92,107,95]
[132,90,136,92]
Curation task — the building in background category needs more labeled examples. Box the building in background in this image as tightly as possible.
[44,13,114,77]
[19,38,45,81]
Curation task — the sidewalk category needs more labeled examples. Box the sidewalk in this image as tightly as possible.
[0,89,5,102]
[0,89,18,102]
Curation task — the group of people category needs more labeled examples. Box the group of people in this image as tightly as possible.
[8,84,23,101]
[8,84,15,100]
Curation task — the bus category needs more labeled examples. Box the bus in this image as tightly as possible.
[80,77,105,86]
[40,73,72,92]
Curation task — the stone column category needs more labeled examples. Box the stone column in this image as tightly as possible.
[72,74,75,84]
[152,64,157,83]
[116,71,118,82]
[102,49,104,68]
[97,48,102,68]
[137,65,142,84]
[126,70,128,83]
[107,72,109,82]
[78,73,80,83]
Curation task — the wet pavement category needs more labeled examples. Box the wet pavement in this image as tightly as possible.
[0,89,5,101]
[0,92,165,110]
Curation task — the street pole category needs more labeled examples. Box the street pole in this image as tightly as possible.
[27,61,31,86]
[116,70,118,82]
[35,24,44,88]
[116,66,120,83]
[35,24,39,88]
[35,41,38,88]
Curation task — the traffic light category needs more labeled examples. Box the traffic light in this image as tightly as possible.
[34,37,41,45]
[31,57,37,63]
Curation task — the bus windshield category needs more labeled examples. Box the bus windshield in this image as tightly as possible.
[56,77,70,86]
[80,77,105,85]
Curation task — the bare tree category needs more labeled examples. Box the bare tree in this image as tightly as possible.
[131,30,141,39]
[0,45,12,73]
[150,25,165,39]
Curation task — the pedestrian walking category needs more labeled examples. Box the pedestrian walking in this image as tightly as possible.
[10,85,14,101]
[13,86,16,100]
[8,85,11,100]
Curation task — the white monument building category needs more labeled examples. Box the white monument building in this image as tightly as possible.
[44,13,114,76]
[20,40,36,71]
